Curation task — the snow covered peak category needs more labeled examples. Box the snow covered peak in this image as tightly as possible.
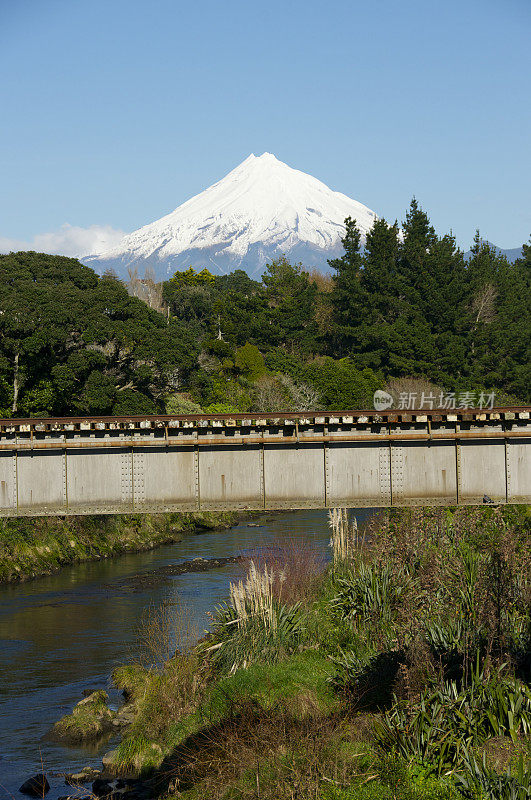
[85,153,378,278]
[243,152,279,163]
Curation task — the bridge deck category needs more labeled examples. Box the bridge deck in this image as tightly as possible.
[0,408,529,516]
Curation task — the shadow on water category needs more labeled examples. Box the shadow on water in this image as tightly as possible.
[0,508,377,798]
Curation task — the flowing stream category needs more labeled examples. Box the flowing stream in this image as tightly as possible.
[0,509,376,799]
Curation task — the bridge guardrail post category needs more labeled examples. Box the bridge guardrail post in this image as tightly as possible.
[323,441,328,508]
[14,448,18,513]
[63,446,68,512]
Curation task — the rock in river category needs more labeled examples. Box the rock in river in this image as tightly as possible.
[101,748,118,770]
[19,773,50,796]
[65,765,101,783]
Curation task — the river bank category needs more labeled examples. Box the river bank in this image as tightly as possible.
[69,505,531,800]
[0,511,238,583]
[1,508,357,799]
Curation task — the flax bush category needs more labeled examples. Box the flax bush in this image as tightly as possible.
[330,563,410,626]
[374,668,531,776]
[330,508,531,688]
[324,507,531,797]
[455,752,531,799]
[104,507,530,796]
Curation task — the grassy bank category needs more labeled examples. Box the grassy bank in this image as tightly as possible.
[0,511,236,583]
[102,505,530,800]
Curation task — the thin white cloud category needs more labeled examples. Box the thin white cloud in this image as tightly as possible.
[0,223,125,258]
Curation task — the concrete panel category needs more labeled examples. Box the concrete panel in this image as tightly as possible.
[392,442,457,505]
[0,452,16,510]
[199,445,262,509]
[458,440,506,503]
[507,439,531,502]
[133,447,197,510]
[66,448,132,512]
[17,450,65,511]
[327,443,391,506]
[264,443,324,508]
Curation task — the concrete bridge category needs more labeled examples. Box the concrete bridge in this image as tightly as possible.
[0,408,529,517]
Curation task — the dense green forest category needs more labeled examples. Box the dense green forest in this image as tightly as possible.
[0,200,529,417]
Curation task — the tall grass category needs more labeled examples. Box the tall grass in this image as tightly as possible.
[207,560,304,673]
[112,599,206,774]
[329,507,361,564]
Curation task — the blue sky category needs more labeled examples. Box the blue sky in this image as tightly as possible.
[1,0,530,254]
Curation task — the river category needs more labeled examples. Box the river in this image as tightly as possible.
[0,508,376,799]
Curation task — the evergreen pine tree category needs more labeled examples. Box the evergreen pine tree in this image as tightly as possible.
[396,197,437,310]
[328,216,366,356]
[354,217,400,369]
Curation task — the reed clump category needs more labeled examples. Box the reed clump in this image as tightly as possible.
[230,560,278,629]
[207,559,305,674]
[329,507,362,564]
[244,536,326,605]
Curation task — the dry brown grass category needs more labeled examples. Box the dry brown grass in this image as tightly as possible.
[156,702,370,799]
[119,599,208,744]
[139,655,207,743]
[384,375,447,408]
[244,536,327,606]
[479,736,527,772]
[135,598,200,672]
[308,269,334,293]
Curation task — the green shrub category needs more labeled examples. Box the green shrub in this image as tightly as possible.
[234,342,266,380]
[165,393,203,414]
[206,651,338,720]
[203,402,240,413]
[112,664,151,704]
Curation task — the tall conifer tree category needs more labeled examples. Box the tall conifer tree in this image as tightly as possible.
[328,217,365,356]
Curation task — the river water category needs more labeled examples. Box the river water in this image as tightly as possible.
[0,509,376,799]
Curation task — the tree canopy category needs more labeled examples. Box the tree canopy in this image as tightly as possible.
[0,252,197,416]
[1,199,529,419]
[326,201,529,401]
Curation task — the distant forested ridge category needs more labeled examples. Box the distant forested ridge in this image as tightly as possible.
[0,200,529,417]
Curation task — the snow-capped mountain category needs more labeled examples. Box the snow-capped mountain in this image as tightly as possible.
[84,153,378,279]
